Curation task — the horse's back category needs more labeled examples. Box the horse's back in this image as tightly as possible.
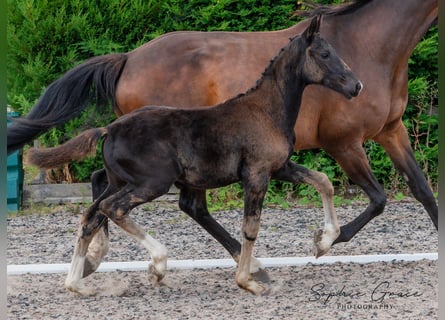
[116,29,296,112]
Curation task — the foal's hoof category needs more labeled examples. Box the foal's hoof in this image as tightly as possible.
[251,268,271,283]
[314,245,330,259]
[82,256,100,278]
[238,280,269,295]
[249,256,270,282]
[148,263,165,285]
[313,227,337,258]
[65,281,95,296]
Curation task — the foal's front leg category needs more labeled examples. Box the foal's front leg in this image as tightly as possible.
[178,186,268,280]
[236,177,269,295]
[272,161,340,257]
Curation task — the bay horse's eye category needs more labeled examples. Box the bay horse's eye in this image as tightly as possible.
[321,51,330,59]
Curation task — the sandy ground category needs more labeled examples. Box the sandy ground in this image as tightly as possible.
[7,199,438,319]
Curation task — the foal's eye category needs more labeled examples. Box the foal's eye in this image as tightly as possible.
[320,51,330,59]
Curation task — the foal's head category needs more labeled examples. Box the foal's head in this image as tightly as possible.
[300,15,362,99]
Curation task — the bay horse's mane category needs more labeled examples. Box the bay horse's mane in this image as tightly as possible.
[232,1,375,101]
[295,0,372,18]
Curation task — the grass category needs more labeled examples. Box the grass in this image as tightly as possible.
[9,202,84,217]
[9,188,421,218]
[11,163,435,218]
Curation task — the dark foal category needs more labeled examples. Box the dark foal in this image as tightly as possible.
[28,16,361,295]
[10,1,437,256]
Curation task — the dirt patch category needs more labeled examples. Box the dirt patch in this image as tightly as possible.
[7,200,438,319]
[7,260,437,319]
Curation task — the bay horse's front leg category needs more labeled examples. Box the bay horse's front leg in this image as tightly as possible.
[236,176,269,295]
[272,161,340,257]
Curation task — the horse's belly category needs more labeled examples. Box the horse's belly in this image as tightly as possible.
[179,168,239,190]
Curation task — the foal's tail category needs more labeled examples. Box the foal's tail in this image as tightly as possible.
[7,53,127,154]
[26,128,107,169]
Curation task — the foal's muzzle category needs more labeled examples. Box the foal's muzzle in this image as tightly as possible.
[353,81,363,97]
[344,80,363,99]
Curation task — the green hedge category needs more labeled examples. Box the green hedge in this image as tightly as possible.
[7,0,437,204]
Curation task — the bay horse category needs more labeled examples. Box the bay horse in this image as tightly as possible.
[9,0,437,274]
[27,16,361,295]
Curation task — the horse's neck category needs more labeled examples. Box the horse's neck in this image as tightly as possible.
[250,46,305,140]
[328,0,437,63]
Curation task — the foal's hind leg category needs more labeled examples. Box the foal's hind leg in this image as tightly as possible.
[81,169,110,277]
[272,161,340,257]
[65,186,113,294]
[178,186,268,281]
[99,184,169,284]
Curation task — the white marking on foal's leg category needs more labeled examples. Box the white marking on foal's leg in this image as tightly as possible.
[236,201,268,295]
[65,225,97,295]
[111,212,169,285]
[83,228,109,277]
[65,255,87,294]
[232,254,268,281]
[65,254,96,295]
[236,240,266,295]
[249,257,264,274]
[139,234,168,284]
[308,171,340,257]
[314,223,340,258]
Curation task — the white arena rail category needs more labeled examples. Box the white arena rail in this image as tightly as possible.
[7,252,437,275]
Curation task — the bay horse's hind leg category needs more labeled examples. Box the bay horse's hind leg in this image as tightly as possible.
[178,186,269,282]
[272,161,340,257]
[375,120,438,229]
[99,184,169,284]
[327,143,387,244]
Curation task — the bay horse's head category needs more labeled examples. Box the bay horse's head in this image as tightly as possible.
[301,15,362,99]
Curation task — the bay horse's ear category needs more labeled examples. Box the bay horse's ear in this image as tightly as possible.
[304,15,322,44]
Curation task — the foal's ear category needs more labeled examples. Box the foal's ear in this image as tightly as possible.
[304,15,322,43]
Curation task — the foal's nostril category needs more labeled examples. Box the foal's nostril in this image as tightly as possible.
[355,81,363,95]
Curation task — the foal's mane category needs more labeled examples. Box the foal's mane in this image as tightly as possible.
[295,0,372,18]
[230,34,302,101]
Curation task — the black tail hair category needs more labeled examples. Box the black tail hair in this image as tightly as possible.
[7,53,127,154]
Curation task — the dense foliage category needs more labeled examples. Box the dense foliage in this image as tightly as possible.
[7,0,437,205]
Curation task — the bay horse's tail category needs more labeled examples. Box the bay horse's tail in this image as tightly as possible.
[7,53,127,154]
[26,128,107,169]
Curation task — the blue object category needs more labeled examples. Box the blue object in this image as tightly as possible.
[7,112,23,212]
